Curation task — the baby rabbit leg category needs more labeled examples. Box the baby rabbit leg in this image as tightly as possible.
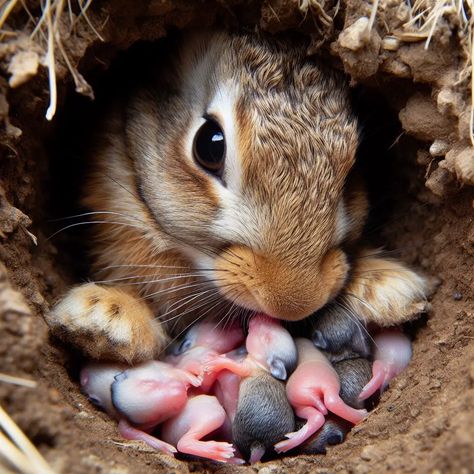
[175,368,202,388]
[205,356,252,378]
[323,391,367,424]
[274,406,325,453]
[174,396,237,463]
[45,283,167,363]
[358,360,387,401]
[118,420,177,455]
[359,329,413,401]
[343,249,431,326]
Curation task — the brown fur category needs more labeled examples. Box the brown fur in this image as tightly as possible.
[341,249,432,326]
[45,31,430,362]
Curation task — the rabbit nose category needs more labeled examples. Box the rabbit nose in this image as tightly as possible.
[214,245,348,321]
[251,281,329,321]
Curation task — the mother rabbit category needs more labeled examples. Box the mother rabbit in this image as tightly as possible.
[46,31,429,362]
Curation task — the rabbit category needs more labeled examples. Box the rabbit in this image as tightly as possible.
[45,30,431,364]
[296,356,373,455]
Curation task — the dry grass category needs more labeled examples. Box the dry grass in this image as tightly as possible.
[363,0,472,49]
[0,373,56,474]
[0,373,37,388]
[0,0,101,121]
[0,0,472,130]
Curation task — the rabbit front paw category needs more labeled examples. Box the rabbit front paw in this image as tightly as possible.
[45,283,167,363]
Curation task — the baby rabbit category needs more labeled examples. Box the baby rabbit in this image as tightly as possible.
[310,301,371,362]
[46,30,430,366]
[297,357,373,454]
[233,371,294,463]
[205,314,297,463]
[274,338,367,453]
[80,361,198,455]
[164,317,245,392]
[358,328,413,401]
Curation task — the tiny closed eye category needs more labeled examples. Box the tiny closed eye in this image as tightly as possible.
[169,336,193,356]
[177,337,193,354]
[88,395,102,407]
[193,115,226,176]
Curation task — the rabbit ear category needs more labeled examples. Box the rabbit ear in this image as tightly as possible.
[114,371,127,383]
[312,330,329,350]
[268,355,287,381]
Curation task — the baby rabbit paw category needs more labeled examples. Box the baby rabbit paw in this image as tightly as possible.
[45,283,167,363]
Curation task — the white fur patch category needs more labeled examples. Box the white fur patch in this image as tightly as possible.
[334,200,349,244]
[50,285,132,344]
[208,80,241,195]
[184,81,263,263]
[208,82,263,246]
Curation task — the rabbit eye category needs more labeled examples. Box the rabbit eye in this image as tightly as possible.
[193,117,226,175]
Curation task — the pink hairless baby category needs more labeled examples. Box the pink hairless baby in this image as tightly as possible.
[358,328,412,401]
[274,338,368,453]
[113,363,244,463]
[81,318,247,463]
[164,318,245,392]
[81,360,201,455]
[159,393,244,463]
[204,313,297,381]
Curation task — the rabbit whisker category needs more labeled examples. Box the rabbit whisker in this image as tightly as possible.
[47,220,145,240]
[334,298,377,349]
[94,272,213,286]
[156,288,223,323]
[141,279,229,302]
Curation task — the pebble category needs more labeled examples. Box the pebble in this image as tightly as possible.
[382,36,399,51]
[259,465,281,474]
[452,292,463,300]
[360,445,383,462]
[338,17,370,51]
[75,410,95,420]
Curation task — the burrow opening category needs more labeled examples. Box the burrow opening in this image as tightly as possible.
[1,4,473,473]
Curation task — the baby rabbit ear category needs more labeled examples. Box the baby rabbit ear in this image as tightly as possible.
[114,371,128,383]
[312,330,328,350]
[268,356,287,381]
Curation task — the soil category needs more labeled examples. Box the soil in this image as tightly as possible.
[0,1,473,473]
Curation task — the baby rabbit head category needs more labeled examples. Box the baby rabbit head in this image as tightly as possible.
[124,31,361,322]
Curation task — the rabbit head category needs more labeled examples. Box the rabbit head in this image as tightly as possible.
[93,31,365,323]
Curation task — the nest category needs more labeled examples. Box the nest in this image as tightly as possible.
[0,1,473,472]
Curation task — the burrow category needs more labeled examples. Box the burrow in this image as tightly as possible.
[0,1,473,473]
